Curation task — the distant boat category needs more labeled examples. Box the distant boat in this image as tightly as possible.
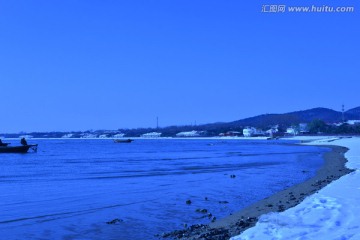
[113,139,133,143]
[0,144,38,153]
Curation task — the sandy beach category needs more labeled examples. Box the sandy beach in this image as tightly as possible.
[163,137,355,239]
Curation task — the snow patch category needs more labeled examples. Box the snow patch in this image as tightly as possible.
[232,137,360,240]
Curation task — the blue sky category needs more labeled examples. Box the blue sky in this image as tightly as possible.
[1,0,359,132]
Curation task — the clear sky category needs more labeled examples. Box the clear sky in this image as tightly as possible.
[1,0,359,133]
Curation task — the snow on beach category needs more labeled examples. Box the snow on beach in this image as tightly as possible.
[231,136,360,240]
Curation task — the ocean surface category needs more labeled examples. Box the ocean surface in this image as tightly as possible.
[0,139,328,240]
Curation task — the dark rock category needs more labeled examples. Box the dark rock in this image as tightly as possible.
[278,205,285,211]
[106,218,123,224]
[196,208,208,213]
[247,217,257,222]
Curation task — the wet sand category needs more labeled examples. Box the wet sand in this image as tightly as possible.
[162,145,353,239]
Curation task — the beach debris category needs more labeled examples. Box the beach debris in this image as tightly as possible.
[278,204,286,211]
[160,224,209,238]
[219,200,229,204]
[198,228,230,239]
[106,218,123,224]
[186,199,192,205]
[160,216,257,239]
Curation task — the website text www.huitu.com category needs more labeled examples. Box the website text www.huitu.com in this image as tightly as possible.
[261,5,355,13]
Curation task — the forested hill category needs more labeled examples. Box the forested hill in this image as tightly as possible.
[227,107,358,128]
[185,106,358,131]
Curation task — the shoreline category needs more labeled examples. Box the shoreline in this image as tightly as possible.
[162,144,353,239]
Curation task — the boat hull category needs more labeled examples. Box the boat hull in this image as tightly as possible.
[113,139,133,143]
[0,145,37,153]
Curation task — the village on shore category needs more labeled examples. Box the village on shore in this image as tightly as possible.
[1,119,360,140]
[2,106,360,139]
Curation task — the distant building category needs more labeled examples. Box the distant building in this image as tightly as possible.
[243,128,253,137]
[176,130,200,137]
[299,123,309,134]
[221,131,242,137]
[266,128,278,137]
[113,133,125,138]
[141,132,162,138]
[333,122,344,127]
[243,127,265,137]
[347,120,360,125]
[286,127,299,136]
[81,133,97,138]
[266,125,279,137]
[62,133,74,138]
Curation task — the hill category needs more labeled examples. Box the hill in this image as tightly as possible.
[346,107,360,118]
[218,106,360,129]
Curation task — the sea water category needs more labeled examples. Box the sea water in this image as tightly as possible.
[0,139,328,240]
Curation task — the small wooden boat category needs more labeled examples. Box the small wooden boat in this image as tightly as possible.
[0,144,38,153]
[113,139,133,143]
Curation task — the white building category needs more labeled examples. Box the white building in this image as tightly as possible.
[176,130,200,137]
[113,133,125,138]
[81,133,97,138]
[61,133,74,138]
[286,127,299,136]
[347,120,360,125]
[243,127,254,137]
[243,127,265,137]
[141,132,162,138]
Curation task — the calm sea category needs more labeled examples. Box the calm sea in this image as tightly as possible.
[0,139,328,240]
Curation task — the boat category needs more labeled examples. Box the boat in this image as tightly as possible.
[0,144,38,153]
[113,139,133,143]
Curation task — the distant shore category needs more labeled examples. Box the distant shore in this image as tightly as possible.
[162,142,353,239]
